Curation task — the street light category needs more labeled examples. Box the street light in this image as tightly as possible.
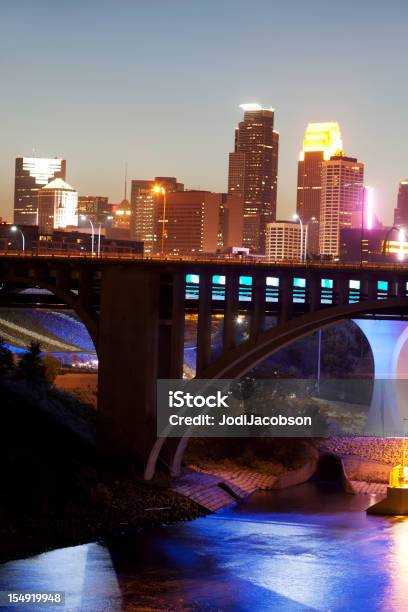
[152,185,167,255]
[292,213,304,262]
[80,215,95,255]
[10,225,25,251]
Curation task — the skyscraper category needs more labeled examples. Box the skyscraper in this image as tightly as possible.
[319,155,364,258]
[130,177,184,253]
[296,122,342,254]
[38,178,78,234]
[78,196,112,226]
[228,104,279,253]
[394,179,408,227]
[14,157,66,225]
[156,191,243,256]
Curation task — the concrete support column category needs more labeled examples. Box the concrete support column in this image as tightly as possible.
[308,275,321,312]
[158,272,185,379]
[250,273,266,341]
[196,272,213,375]
[78,267,93,310]
[354,319,406,435]
[397,277,408,298]
[55,266,71,293]
[364,275,377,301]
[335,276,349,305]
[169,272,186,379]
[97,267,160,465]
[223,272,240,352]
[279,275,292,323]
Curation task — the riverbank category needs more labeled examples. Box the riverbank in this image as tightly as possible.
[0,373,205,564]
[0,476,206,564]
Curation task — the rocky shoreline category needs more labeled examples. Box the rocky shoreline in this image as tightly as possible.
[0,479,206,565]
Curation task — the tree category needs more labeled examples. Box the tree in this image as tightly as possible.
[16,341,46,385]
[42,355,60,385]
[0,338,14,378]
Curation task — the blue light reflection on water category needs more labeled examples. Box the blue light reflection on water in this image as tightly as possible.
[1,484,408,611]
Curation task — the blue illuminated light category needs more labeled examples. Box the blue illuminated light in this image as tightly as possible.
[349,280,360,290]
[266,277,279,287]
[239,275,252,286]
[293,277,306,288]
[377,280,388,292]
[321,278,333,289]
[186,274,200,284]
[212,275,225,285]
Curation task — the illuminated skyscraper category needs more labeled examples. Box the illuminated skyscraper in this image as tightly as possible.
[297,122,342,254]
[319,155,364,258]
[78,196,112,226]
[38,178,78,234]
[14,157,66,225]
[394,179,408,227]
[130,177,184,253]
[228,104,279,253]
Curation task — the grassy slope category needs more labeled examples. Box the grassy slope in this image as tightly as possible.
[0,380,204,563]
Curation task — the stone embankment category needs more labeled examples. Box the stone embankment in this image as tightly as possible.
[172,460,317,511]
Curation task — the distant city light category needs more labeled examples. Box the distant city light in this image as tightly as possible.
[239,103,274,112]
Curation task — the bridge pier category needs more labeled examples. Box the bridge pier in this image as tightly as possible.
[354,319,408,435]
[97,268,185,468]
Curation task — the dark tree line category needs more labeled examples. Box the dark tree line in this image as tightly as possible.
[0,339,49,386]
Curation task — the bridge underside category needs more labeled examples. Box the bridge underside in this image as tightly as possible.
[1,257,408,477]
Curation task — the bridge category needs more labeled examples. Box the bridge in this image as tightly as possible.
[1,252,408,478]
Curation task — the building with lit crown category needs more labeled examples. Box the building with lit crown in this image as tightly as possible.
[265,221,306,262]
[38,178,78,234]
[14,157,66,225]
[319,155,364,258]
[296,122,342,254]
[228,104,279,253]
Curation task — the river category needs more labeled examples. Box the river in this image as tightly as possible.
[0,483,406,611]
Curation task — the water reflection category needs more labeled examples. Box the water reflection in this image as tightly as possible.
[1,484,408,610]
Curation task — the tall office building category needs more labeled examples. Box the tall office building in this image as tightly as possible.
[157,191,243,256]
[319,155,364,258]
[38,178,78,234]
[78,196,112,226]
[130,177,184,253]
[228,104,279,253]
[14,157,66,225]
[265,221,306,262]
[296,122,342,254]
[394,179,408,227]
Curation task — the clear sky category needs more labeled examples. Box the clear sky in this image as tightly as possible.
[1,0,407,224]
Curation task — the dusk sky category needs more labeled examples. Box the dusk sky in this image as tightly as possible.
[1,0,407,224]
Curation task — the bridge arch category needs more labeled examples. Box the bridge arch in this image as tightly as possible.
[0,273,99,352]
[146,295,408,479]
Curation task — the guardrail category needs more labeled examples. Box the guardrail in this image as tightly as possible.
[1,250,408,271]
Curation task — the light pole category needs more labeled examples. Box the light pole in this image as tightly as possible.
[152,185,167,255]
[292,213,304,262]
[10,225,25,251]
[80,215,95,255]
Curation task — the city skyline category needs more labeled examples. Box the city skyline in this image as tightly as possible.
[1,1,408,225]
